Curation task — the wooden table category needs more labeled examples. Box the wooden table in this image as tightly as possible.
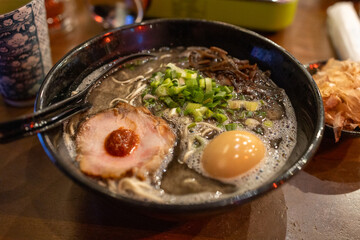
[1,0,359,239]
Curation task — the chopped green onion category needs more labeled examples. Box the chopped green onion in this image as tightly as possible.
[239,110,246,119]
[169,86,186,95]
[143,63,239,123]
[214,91,226,100]
[184,102,202,115]
[245,111,254,118]
[205,109,214,119]
[245,118,260,128]
[167,63,187,77]
[225,123,238,131]
[228,100,244,109]
[185,78,198,88]
[224,86,233,93]
[161,96,178,108]
[205,78,212,93]
[185,70,197,79]
[199,78,205,88]
[263,120,273,128]
[237,95,245,100]
[244,101,259,111]
[226,109,235,116]
[192,90,204,103]
[155,85,169,96]
[213,113,228,123]
[255,111,267,118]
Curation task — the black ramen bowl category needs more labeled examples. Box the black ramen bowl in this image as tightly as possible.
[35,19,324,219]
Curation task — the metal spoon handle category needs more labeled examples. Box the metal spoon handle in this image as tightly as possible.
[0,102,91,143]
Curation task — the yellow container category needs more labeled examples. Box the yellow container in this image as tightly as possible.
[145,0,298,31]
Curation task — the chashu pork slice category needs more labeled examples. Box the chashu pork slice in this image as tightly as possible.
[76,102,175,179]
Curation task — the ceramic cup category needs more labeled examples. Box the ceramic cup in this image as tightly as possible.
[0,0,52,107]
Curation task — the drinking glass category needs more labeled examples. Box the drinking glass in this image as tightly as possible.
[85,0,144,29]
[45,0,76,32]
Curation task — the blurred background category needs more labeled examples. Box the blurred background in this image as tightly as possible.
[1,1,360,239]
[43,0,359,65]
[44,0,302,63]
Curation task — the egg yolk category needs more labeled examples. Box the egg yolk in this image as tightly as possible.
[202,130,265,179]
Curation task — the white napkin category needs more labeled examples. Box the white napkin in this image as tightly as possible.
[327,2,360,62]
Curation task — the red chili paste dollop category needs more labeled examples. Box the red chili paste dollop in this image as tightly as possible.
[104,127,139,157]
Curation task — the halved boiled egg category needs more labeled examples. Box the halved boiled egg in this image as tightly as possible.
[201,130,266,179]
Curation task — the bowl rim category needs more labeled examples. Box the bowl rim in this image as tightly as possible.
[35,18,324,213]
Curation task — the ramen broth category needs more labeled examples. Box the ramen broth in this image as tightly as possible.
[64,46,297,204]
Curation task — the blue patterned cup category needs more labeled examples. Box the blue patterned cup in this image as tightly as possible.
[0,0,52,107]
